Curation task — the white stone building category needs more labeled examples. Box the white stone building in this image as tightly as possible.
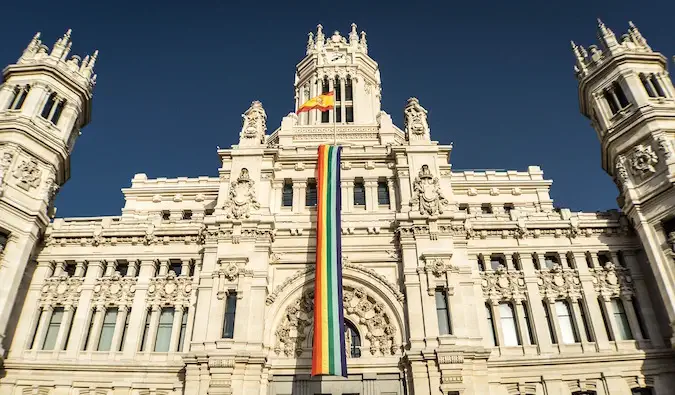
[0,21,674,395]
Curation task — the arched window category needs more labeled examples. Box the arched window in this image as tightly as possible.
[345,75,354,123]
[7,85,30,110]
[345,320,361,358]
[640,73,656,97]
[334,75,342,123]
[40,92,66,124]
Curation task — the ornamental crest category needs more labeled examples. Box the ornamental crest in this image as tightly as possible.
[404,97,429,140]
[92,273,137,306]
[481,266,527,303]
[239,101,267,146]
[147,272,193,307]
[411,165,448,216]
[39,275,83,307]
[628,144,658,177]
[591,262,634,299]
[424,258,457,277]
[13,159,42,190]
[274,285,398,357]
[223,168,260,219]
[537,264,582,301]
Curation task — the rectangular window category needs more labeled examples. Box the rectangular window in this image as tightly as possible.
[223,293,238,339]
[161,210,171,221]
[139,309,151,351]
[335,106,342,122]
[41,94,56,119]
[182,210,192,220]
[170,260,182,276]
[522,302,536,345]
[0,232,8,256]
[8,86,29,110]
[489,255,504,271]
[435,289,451,335]
[178,309,188,351]
[154,307,175,352]
[321,110,329,123]
[598,297,614,341]
[119,309,131,351]
[306,180,317,207]
[499,303,520,346]
[97,307,118,351]
[42,307,64,350]
[612,298,633,340]
[29,309,44,349]
[345,77,353,101]
[346,106,354,123]
[544,253,559,269]
[485,304,497,346]
[377,181,390,205]
[116,261,129,277]
[503,203,514,214]
[631,388,653,395]
[64,262,77,277]
[651,75,666,97]
[480,203,492,214]
[353,179,366,206]
[458,204,469,214]
[282,180,293,207]
[555,300,578,344]
[543,302,557,344]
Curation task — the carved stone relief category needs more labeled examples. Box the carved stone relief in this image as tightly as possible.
[403,97,430,141]
[39,275,83,307]
[481,266,527,303]
[537,264,582,301]
[223,168,260,219]
[591,262,634,300]
[628,144,658,177]
[657,136,674,159]
[13,159,42,190]
[274,285,398,357]
[92,274,137,306]
[147,272,193,307]
[239,101,267,145]
[0,150,14,192]
[423,258,457,278]
[411,165,448,216]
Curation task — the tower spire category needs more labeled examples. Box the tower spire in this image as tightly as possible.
[349,23,359,46]
[628,21,650,50]
[571,40,588,75]
[306,32,315,55]
[597,18,618,50]
[51,28,73,60]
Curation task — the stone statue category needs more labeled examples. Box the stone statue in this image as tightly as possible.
[0,151,13,188]
[13,159,42,191]
[411,165,448,216]
[239,101,267,146]
[223,168,260,219]
[404,97,430,141]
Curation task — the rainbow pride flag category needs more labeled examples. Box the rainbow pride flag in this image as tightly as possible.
[312,144,347,377]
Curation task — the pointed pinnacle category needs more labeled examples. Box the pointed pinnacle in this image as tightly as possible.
[571,40,577,48]
[64,29,72,38]
[628,21,636,28]
[597,18,605,27]
[34,32,41,40]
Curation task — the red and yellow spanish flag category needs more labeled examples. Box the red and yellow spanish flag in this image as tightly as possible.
[297,92,335,114]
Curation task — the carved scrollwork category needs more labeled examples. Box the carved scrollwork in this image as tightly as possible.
[92,274,137,306]
[223,168,260,219]
[274,285,398,357]
[591,262,634,299]
[424,258,458,278]
[39,275,83,307]
[13,159,42,190]
[628,144,658,177]
[480,266,527,303]
[537,265,582,301]
[411,165,448,217]
[147,272,193,307]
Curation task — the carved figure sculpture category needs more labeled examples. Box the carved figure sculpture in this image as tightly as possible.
[13,159,42,190]
[0,151,13,190]
[411,165,448,216]
[223,168,260,219]
[404,97,429,140]
[239,101,267,145]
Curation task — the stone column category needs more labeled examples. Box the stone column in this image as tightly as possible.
[328,78,334,123]
[144,304,161,352]
[573,252,611,351]
[110,305,129,353]
[0,84,15,109]
[569,299,590,349]
[489,302,504,347]
[53,260,66,277]
[86,304,106,351]
[272,180,283,213]
[122,259,156,357]
[104,260,117,277]
[158,260,169,276]
[128,260,139,277]
[340,181,350,213]
[66,260,104,357]
[182,259,192,277]
[621,295,643,341]
[547,300,564,347]
[56,102,79,133]
[52,304,75,352]
[599,297,619,342]
[387,179,396,211]
[23,82,48,117]
[505,254,515,270]
[343,180,354,212]
[514,301,531,345]
[309,75,317,125]
[364,180,377,211]
[295,181,306,213]
[74,261,86,277]
[623,251,664,346]
[401,239,424,349]
[520,253,553,352]
[168,305,185,352]
[32,305,53,350]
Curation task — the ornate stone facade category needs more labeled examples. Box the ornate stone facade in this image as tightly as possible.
[0,22,674,395]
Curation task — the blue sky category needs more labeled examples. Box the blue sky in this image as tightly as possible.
[1,0,673,217]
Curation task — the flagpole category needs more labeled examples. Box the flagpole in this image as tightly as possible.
[332,98,337,146]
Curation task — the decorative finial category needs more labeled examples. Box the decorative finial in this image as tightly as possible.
[64,29,72,39]
[306,32,315,54]
[349,23,359,45]
[317,24,323,36]
[596,18,618,49]
[627,21,650,50]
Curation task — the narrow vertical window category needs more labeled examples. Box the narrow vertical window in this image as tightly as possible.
[345,106,354,123]
[485,304,497,346]
[29,309,45,349]
[640,74,656,97]
[282,180,293,207]
[480,203,492,214]
[503,203,514,215]
[345,76,353,101]
[41,93,57,119]
[458,204,469,214]
[51,100,65,124]
[543,302,557,344]
[555,300,578,344]
[650,75,666,97]
[139,309,151,351]
[345,320,361,358]
[83,310,95,350]
[116,261,129,277]
[614,82,630,108]
[97,307,118,351]
[170,260,182,276]
[353,179,366,206]
[223,293,237,339]
[182,210,193,220]
[321,77,330,123]
[477,255,485,272]
[579,301,594,342]
[499,303,520,346]
[598,297,614,341]
[64,262,77,277]
[544,253,559,269]
[154,307,175,352]
[604,89,620,114]
[377,180,390,205]
[8,85,30,110]
[178,308,188,351]
[6,87,19,109]
[334,76,342,123]
[435,289,451,335]
[611,298,633,340]
[0,232,8,256]
[631,298,649,339]
[522,302,536,345]
[305,179,317,207]
[42,307,64,350]
[118,309,131,351]
[489,255,504,271]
